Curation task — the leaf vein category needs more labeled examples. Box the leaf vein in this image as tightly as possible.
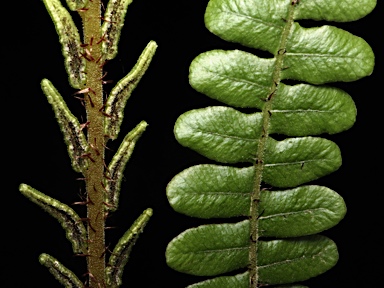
[260,207,331,220]
[217,9,284,30]
[265,159,331,167]
[194,129,257,142]
[203,69,270,91]
[258,250,324,269]
[186,246,248,255]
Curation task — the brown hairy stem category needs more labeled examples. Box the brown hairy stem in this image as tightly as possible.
[80,1,106,286]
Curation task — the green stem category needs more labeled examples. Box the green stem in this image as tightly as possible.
[80,1,106,287]
[248,2,296,287]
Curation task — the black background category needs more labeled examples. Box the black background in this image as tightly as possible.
[5,0,383,287]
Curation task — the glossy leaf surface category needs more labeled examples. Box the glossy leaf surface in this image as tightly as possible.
[167,220,338,283]
[186,272,309,288]
[167,0,375,287]
[168,172,346,237]
[190,51,357,135]
[205,0,374,83]
[167,221,249,276]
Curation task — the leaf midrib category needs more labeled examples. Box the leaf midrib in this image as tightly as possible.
[249,2,297,287]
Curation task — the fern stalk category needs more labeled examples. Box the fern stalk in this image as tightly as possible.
[80,1,106,284]
[19,0,157,287]
[249,3,296,286]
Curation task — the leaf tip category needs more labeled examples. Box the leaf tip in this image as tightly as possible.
[65,0,89,11]
[38,253,49,265]
[144,207,153,217]
[19,183,28,193]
